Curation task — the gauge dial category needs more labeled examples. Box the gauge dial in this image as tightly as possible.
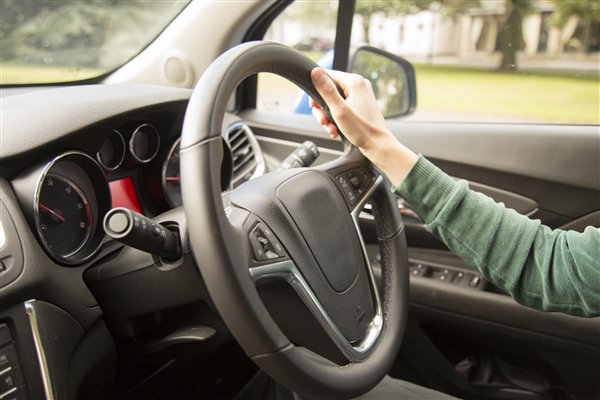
[97,130,126,171]
[37,174,91,258]
[162,139,182,207]
[130,123,161,163]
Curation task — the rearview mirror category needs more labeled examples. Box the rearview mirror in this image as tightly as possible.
[350,46,417,118]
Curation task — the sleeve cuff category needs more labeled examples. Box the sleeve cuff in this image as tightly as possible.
[392,155,462,224]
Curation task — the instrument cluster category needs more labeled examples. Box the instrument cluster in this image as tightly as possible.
[10,114,265,266]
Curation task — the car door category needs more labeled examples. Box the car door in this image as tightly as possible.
[235,1,600,399]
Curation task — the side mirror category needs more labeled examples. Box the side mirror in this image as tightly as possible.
[350,46,417,118]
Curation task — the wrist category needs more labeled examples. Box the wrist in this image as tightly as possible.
[362,129,418,187]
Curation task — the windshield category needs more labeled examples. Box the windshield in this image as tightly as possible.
[0,0,190,85]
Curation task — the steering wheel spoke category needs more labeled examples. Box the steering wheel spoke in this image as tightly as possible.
[249,253,383,363]
[234,166,387,364]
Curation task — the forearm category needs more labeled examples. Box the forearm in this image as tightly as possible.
[309,67,600,317]
[359,128,418,187]
[396,156,600,317]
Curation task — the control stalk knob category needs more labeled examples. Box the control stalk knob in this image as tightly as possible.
[103,207,181,260]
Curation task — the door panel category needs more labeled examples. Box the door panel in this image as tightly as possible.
[242,110,600,226]
[242,109,600,399]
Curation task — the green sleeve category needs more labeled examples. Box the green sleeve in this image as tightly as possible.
[395,155,600,317]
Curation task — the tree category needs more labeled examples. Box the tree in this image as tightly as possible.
[1,0,184,68]
[551,0,600,53]
[355,0,420,44]
[497,0,532,71]
[552,0,600,25]
[355,0,525,71]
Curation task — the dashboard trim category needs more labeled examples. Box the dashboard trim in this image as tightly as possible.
[25,300,55,400]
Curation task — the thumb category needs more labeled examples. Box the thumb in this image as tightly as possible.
[310,67,345,111]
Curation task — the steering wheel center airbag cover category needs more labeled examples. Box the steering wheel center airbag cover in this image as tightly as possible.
[277,171,359,292]
[230,170,375,343]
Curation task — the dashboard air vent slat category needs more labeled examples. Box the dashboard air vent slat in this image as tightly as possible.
[225,122,265,188]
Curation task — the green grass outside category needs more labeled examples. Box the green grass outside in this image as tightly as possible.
[414,64,600,124]
[0,51,324,86]
[1,62,105,84]
[2,60,598,125]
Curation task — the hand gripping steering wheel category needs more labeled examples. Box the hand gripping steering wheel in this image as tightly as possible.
[180,41,409,399]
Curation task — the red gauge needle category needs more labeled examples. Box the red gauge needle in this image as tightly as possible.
[39,203,66,222]
[165,176,181,182]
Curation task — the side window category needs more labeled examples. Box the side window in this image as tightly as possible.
[259,1,599,125]
[349,1,599,124]
[257,1,338,113]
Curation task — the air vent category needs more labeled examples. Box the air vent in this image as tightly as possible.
[226,122,265,187]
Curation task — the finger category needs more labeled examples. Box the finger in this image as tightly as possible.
[325,123,339,139]
[324,70,364,97]
[310,67,345,109]
[311,106,329,126]
[308,97,319,109]
[310,107,338,138]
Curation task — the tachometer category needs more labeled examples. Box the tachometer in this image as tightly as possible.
[162,138,182,207]
[37,174,91,258]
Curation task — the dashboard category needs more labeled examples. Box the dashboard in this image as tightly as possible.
[2,81,599,400]
[0,84,269,399]
[3,86,265,267]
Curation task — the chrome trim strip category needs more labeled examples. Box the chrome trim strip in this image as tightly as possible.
[349,175,386,354]
[0,219,5,249]
[351,175,384,219]
[249,260,383,362]
[0,387,17,399]
[25,300,54,400]
[249,176,385,362]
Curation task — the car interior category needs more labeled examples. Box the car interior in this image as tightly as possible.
[0,1,599,400]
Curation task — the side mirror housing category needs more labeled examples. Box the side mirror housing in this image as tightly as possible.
[350,46,417,118]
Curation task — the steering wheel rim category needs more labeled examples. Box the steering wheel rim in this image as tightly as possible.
[180,41,409,399]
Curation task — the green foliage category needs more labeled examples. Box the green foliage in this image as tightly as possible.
[1,0,188,70]
[355,0,421,16]
[355,0,481,18]
[285,0,337,21]
[551,0,600,26]
[355,0,413,43]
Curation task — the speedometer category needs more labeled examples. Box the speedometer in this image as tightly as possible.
[37,174,91,258]
[10,151,113,265]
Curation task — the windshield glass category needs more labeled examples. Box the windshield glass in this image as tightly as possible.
[0,0,190,85]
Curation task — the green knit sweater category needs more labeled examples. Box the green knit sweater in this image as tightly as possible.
[395,155,600,318]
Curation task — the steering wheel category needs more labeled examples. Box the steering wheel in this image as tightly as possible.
[180,41,409,399]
